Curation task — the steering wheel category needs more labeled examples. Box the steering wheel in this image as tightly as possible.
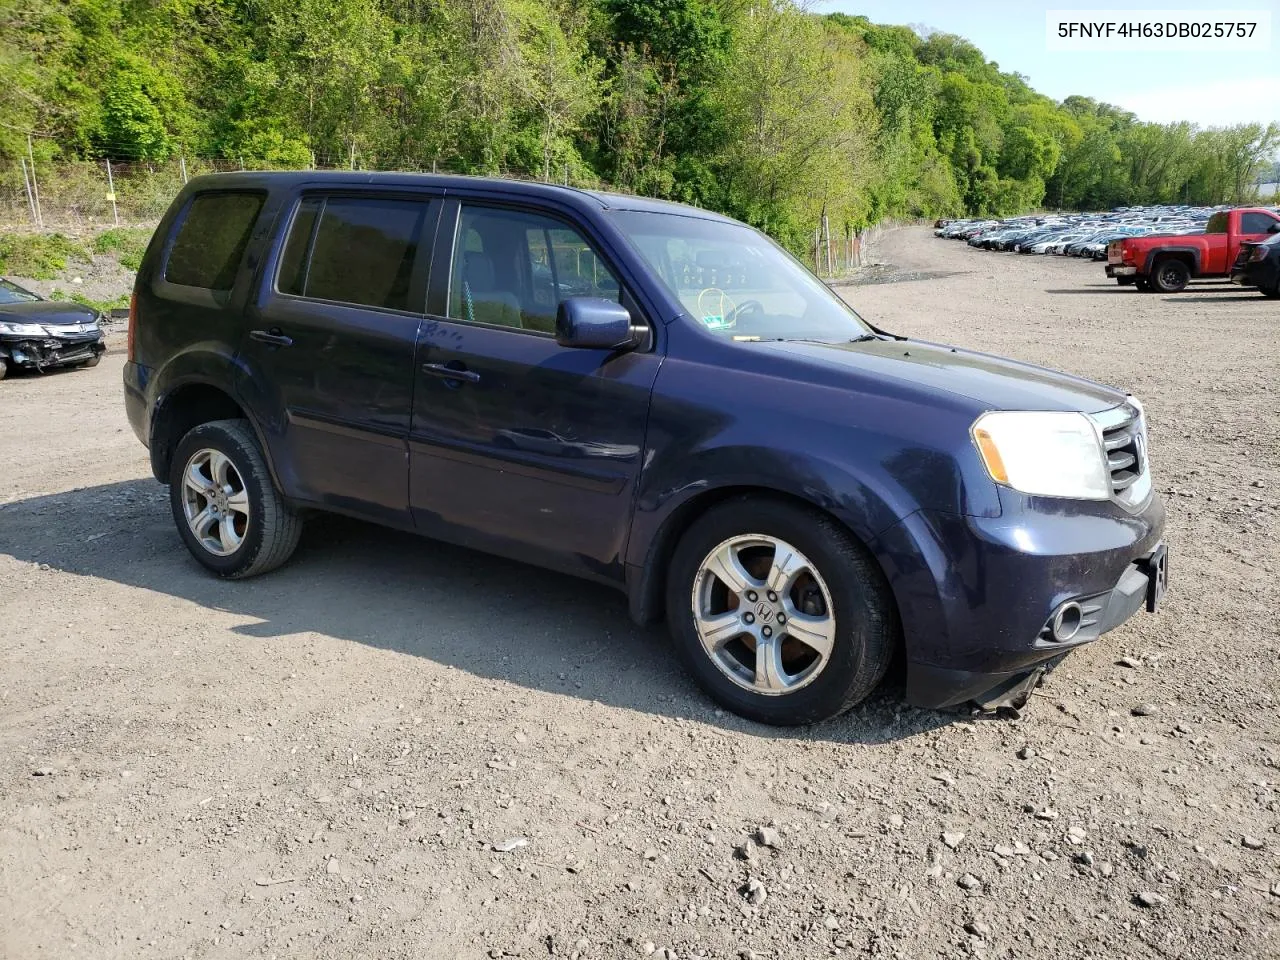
[727,299,766,325]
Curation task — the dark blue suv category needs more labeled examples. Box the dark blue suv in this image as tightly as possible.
[124,173,1168,724]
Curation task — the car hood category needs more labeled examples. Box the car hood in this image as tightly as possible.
[760,338,1128,414]
[0,300,98,325]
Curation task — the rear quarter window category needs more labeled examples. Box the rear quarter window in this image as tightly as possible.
[165,192,265,289]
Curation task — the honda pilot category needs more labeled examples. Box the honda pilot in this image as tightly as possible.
[123,173,1168,724]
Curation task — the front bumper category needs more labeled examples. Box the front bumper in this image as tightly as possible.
[872,491,1166,710]
[1105,264,1137,277]
[1,332,106,370]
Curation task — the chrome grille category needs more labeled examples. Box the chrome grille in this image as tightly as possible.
[1102,418,1142,490]
[1091,403,1149,504]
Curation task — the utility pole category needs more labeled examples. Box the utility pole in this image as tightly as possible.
[105,159,119,226]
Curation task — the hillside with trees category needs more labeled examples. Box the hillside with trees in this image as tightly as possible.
[1,0,1277,249]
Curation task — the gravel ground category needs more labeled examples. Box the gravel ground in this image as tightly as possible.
[2,226,1277,960]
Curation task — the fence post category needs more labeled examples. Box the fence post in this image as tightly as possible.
[180,154,188,184]
[822,214,833,276]
[105,159,119,226]
[813,228,821,275]
[19,157,38,227]
[27,136,43,228]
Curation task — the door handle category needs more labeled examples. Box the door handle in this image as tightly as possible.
[250,328,294,348]
[422,362,480,384]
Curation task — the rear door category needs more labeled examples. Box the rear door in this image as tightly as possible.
[407,198,661,580]
[236,191,439,526]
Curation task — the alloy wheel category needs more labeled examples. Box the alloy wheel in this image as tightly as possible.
[691,535,836,695]
[180,448,250,556]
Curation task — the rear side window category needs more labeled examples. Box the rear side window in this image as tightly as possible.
[1206,213,1228,235]
[277,197,427,312]
[165,192,264,289]
[1241,212,1276,234]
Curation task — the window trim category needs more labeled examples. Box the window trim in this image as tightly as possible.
[162,189,267,293]
[270,191,436,317]
[438,198,646,341]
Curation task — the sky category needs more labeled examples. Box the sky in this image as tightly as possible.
[826,0,1280,128]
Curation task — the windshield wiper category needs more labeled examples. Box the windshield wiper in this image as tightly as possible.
[770,334,880,344]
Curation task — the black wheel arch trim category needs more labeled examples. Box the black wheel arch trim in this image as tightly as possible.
[148,372,285,496]
[625,481,904,627]
[1143,246,1201,277]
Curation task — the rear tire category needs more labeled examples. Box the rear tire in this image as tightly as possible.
[1151,257,1191,293]
[169,419,302,579]
[665,497,899,725]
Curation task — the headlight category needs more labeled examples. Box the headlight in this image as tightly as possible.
[972,410,1110,500]
[0,320,46,336]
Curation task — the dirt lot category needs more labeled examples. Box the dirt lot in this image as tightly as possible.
[2,227,1278,960]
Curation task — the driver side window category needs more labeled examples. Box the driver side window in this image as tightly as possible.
[448,205,621,334]
[1241,212,1277,234]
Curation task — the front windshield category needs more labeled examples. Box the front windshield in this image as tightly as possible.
[0,279,40,305]
[610,210,872,341]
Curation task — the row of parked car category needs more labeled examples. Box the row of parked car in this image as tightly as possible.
[934,206,1217,260]
[937,204,1280,296]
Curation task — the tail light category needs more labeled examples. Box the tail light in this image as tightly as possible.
[1253,246,1269,262]
[127,291,138,362]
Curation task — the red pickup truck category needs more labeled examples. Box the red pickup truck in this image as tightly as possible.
[1106,208,1280,292]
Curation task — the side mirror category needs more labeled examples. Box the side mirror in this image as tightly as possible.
[555,297,639,350]
[1268,222,1280,233]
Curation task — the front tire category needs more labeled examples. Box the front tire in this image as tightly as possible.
[79,355,101,369]
[169,419,302,578]
[665,498,898,725]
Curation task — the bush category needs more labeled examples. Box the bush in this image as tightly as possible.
[0,232,91,279]
[92,227,152,270]
[49,288,130,314]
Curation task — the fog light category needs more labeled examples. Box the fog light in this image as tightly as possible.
[1051,602,1083,642]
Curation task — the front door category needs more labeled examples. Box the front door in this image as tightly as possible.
[408,201,660,580]
[237,193,437,526]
